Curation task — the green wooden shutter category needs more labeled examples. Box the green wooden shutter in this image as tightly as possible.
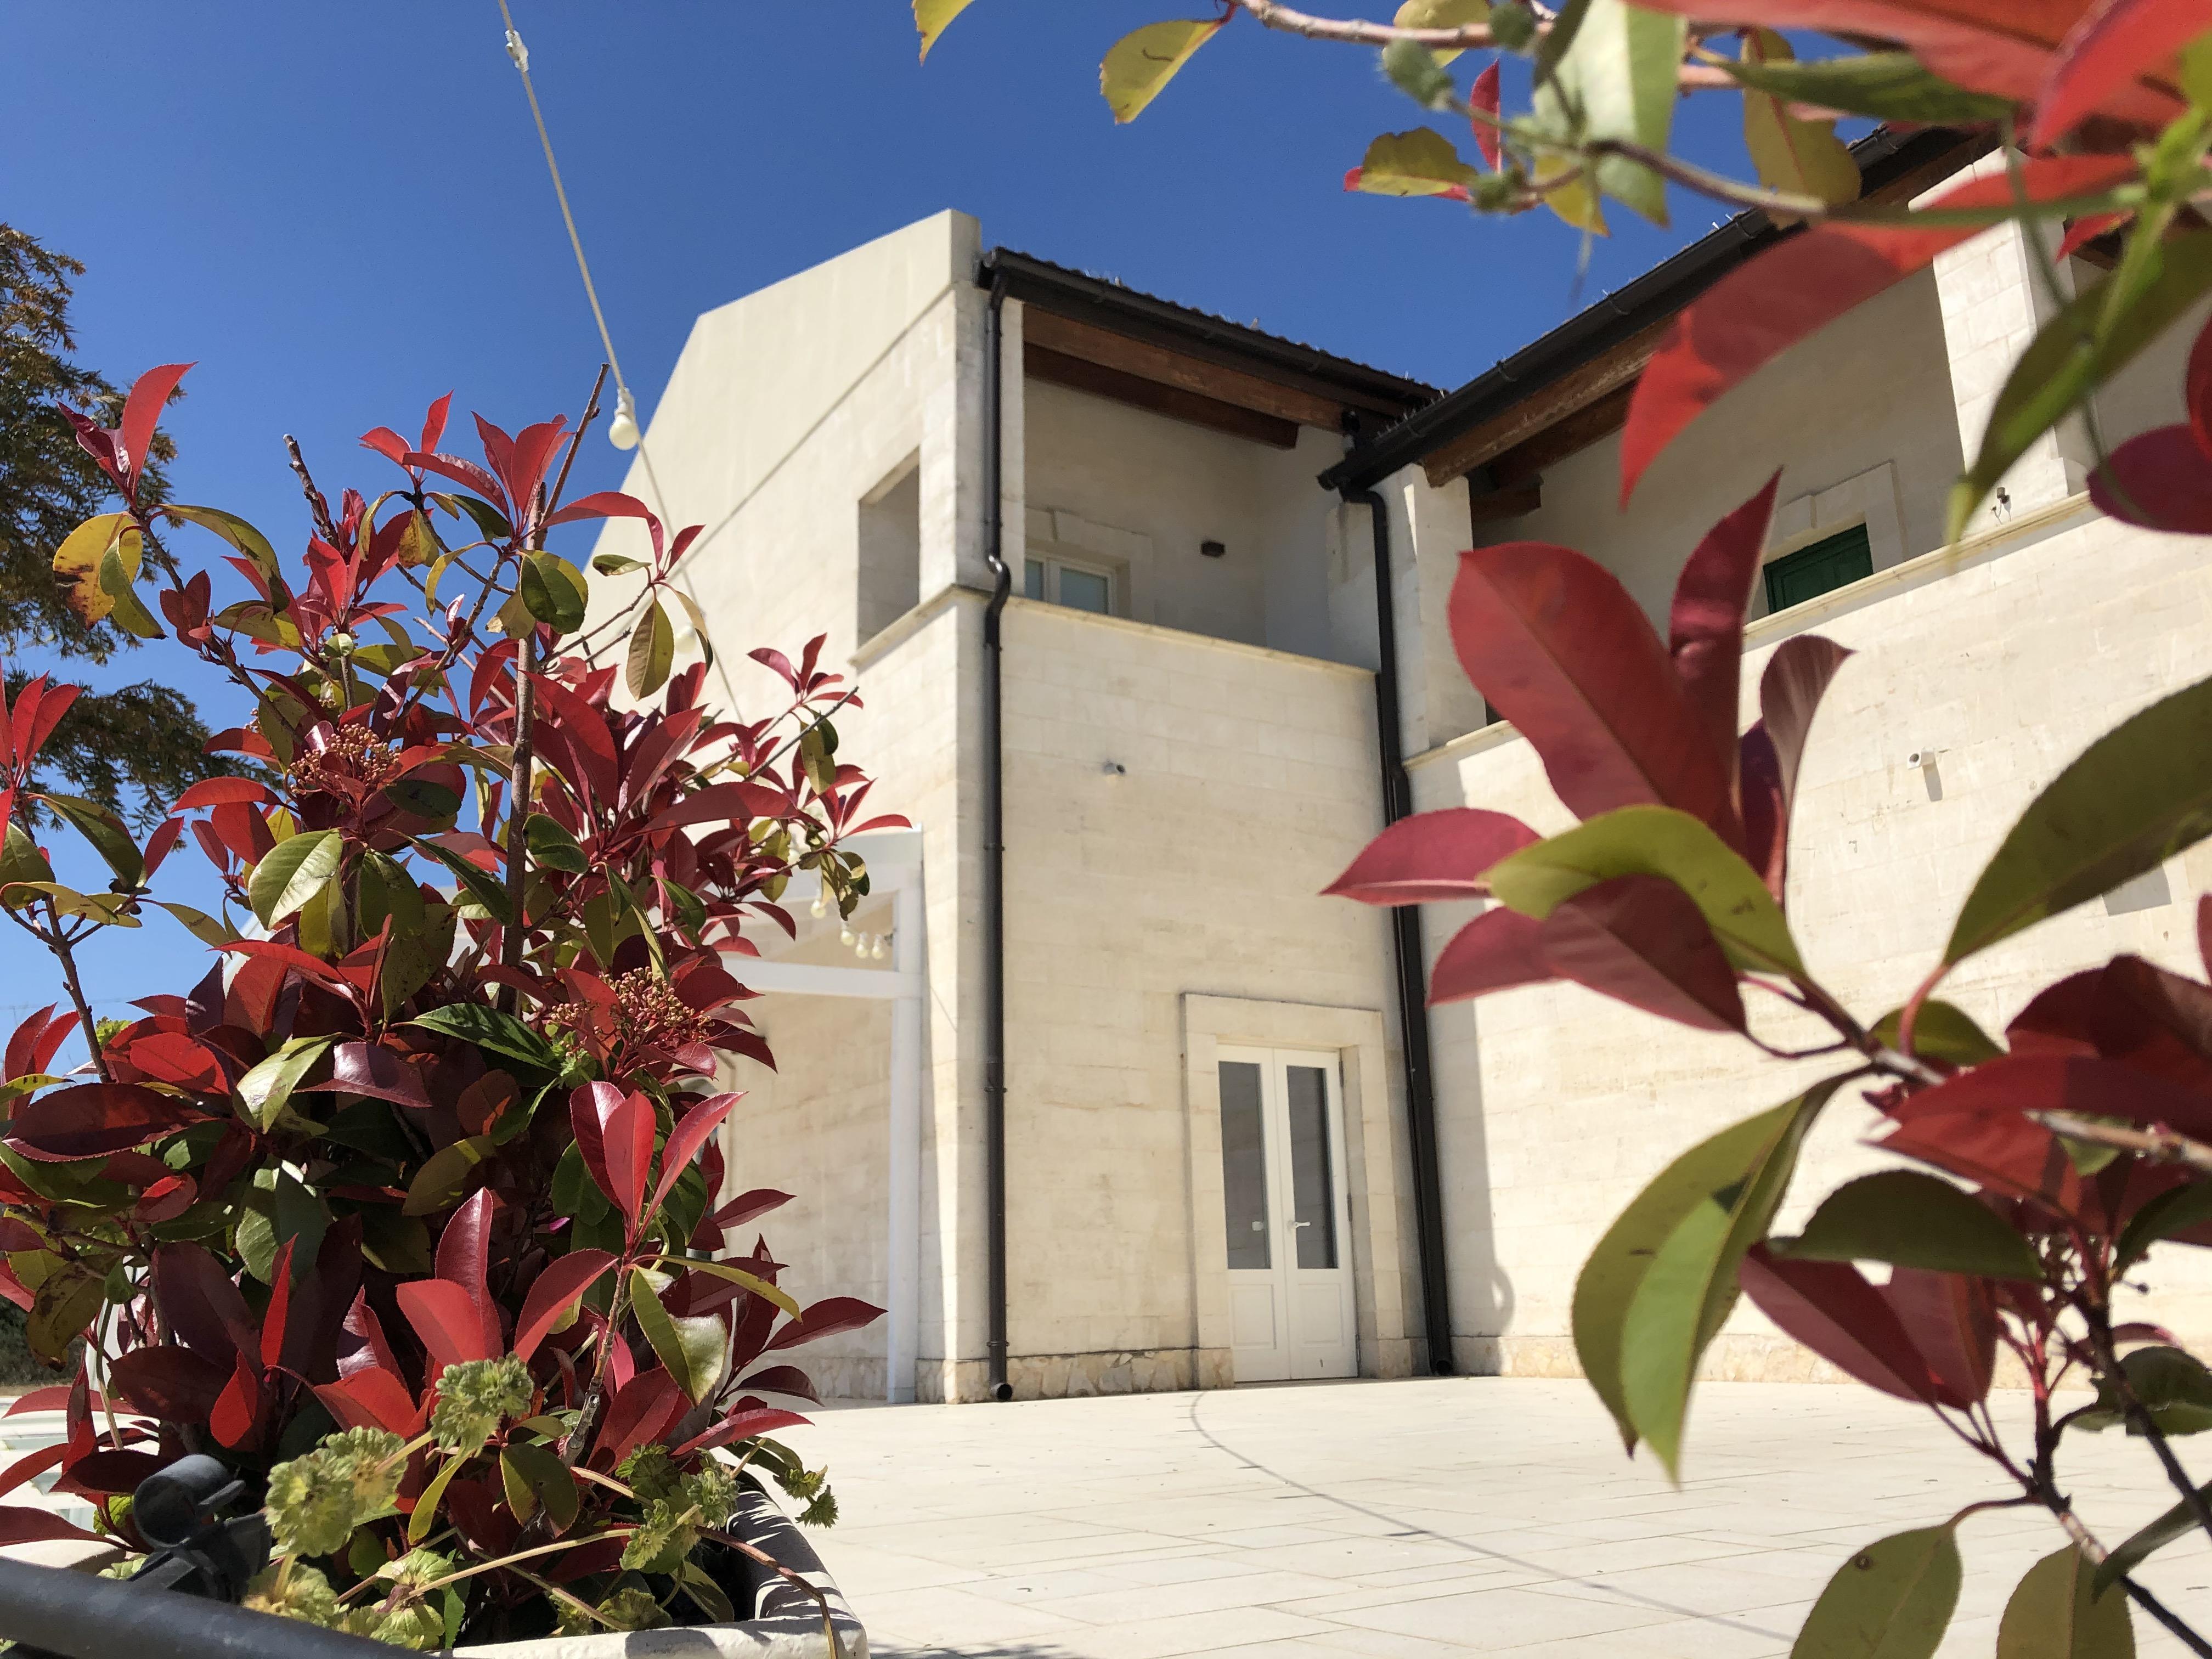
[1763,524,1872,613]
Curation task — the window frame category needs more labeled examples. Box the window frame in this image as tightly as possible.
[1762,521,1874,614]
[1022,550,1118,617]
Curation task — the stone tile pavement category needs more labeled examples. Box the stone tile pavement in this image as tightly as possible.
[778,1378,2212,1658]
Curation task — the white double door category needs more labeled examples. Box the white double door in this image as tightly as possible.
[1218,1047,1355,1383]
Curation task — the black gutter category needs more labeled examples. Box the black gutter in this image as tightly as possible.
[1320,123,1949,493]
[982,249,1436,417]
[0,1555,386,1659]
[1344,484,1455,1378]
[981,269,1015,1403]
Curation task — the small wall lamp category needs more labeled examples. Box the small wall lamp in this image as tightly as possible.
[1200,539,1226,558]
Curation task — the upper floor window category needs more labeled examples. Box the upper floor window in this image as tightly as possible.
[1024,553,1115,616]
[1763,523,1872,613]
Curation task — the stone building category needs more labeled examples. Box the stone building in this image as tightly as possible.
[585,127,2212,1403]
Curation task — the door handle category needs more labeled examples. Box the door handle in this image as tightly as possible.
[1293,1221,1313,1229]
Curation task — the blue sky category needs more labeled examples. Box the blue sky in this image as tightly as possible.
[2,1,1770,1029]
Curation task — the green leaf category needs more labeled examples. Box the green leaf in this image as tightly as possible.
[385,777,462,823]
[409,837,515,926]
[591,552,648,577]
[2116,1180,2212,1267]
[670,1255,803,1320]
[408,1003,566,1075]
[1393,0,1487,65]
[520,552,589,635]
[1573,1087,1832,1458]
[913,0,978,59]
[1723,49,2013,126]
[1945,672,2212,965]
[1790,1526,1961,1659]
[1870,1001,2003,1066]
[403,1136,497,1217]
[40,793,144,888]
[1619,1079,1838,1477]
[500,1442,580,1532]
[1739,31,1861,213]
[629,1267,730,1404]
[99,541,162,640]
[1532,0,1592,84]
[1999,1547,2133,1657]
[237,1035,336,1131]
[2077,1346,2212,1436]
[249,829,341,927]
[1952,230,2212,541]
[0,823,54,894]
[26,1265,104,1363]
[163,504,278,575]
[669,587,715,670]
[7,882,140,927]
[1489,805,1804,976]
[1099,18,1227,123]
[409,1453,466,1545]
[436,493,511,545]
[50,512,138,627]
[151,900,235,947]
[1774,1171,2040,1279]
[524,814,588,874]
[2097,1477,2212,1594]
[625,599,676,700]
[1351,128,1482,197]
[1546,0,1685,225]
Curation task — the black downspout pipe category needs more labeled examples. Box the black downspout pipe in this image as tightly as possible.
[1342,487,1455,1379]
[981,271,1014,1402]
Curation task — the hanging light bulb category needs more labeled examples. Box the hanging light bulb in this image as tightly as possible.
[871,935,889,961]
[809,896,829,919]
[839,926,856,947]
[607,388,640,451]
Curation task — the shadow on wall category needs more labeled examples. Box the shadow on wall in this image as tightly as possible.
[1429,986,1515,1372]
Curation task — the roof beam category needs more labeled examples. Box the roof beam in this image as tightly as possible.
[1491,381,1637,489]
[1024,345,1301,449]
[1420,318,1671,488]
[1023,308,1347,431]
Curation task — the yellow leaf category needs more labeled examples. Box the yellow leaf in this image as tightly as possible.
[51,512,139,625]
[915,0,977,61]
[1351,128,1480,198]
[1101,18,1227,124]
[1739,30,1861,215]
[1537,153,1609,235]
[1393,0,1489,66]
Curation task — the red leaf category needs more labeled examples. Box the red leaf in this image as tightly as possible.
[0,1503,107,1547]
[1739,1246,1956,1406]
[2032,0,2212,147]
[1428,907,1555,1004]
[592,1368,686,1465]
[0,1443,68,1500]
[4,1007,70,1082]
[646,779,788,832]
[121,1032,225,1092]
[1620,155,2143,500]
[1449,543,1737,837]
[1539,874,1745,1032]
[314,1366,426,1436]
[1894,1053,2212,1141]
[569,1082,623,1218]
[2057,210,2131,263]
[646,1093,743,1226]
[334,1368,428,1435]
[435,1188,504,1359]
[514,1249,618,1361]
[1886,1267,1996,1404]
[543,490,654,528]
[735,1365,821,1403]
[8,1082,193,1161]
[152,1243,255,1370]
[2198,894,2212,981]
[1635,1,2181,122]
[168,777,277,812]
[674,1406,811,1458]
[1323,809,1540,905]
[209,1351,262,1450]
[766,1295,885,1352]
[2089,425,2212,532]
[1668,473,1780,776]
[216,939,360,1001]
[396,1278,498,1370]
[1742,635,1853,898]
[109,1345,229,1421]
[61,1449,166,1496]
[400,449,507,512]
[708,1188,793,1231]
[421,393,452,455]
[1470,59,1501,169]
[120,363,192,497]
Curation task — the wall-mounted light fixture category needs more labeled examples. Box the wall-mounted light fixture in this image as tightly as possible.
[1200,539,1226,558]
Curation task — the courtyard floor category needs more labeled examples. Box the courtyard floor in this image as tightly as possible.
[780,1377,2212,1659]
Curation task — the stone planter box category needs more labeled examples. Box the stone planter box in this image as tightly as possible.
[459,1489,867,1659]
[0,1489,865,1659]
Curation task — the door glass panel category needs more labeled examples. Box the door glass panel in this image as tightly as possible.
[1023,558,1046,601]
[1285,1065,1338,1269]
[1218,1061,1270,1269]
[1059,565,1111,615]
